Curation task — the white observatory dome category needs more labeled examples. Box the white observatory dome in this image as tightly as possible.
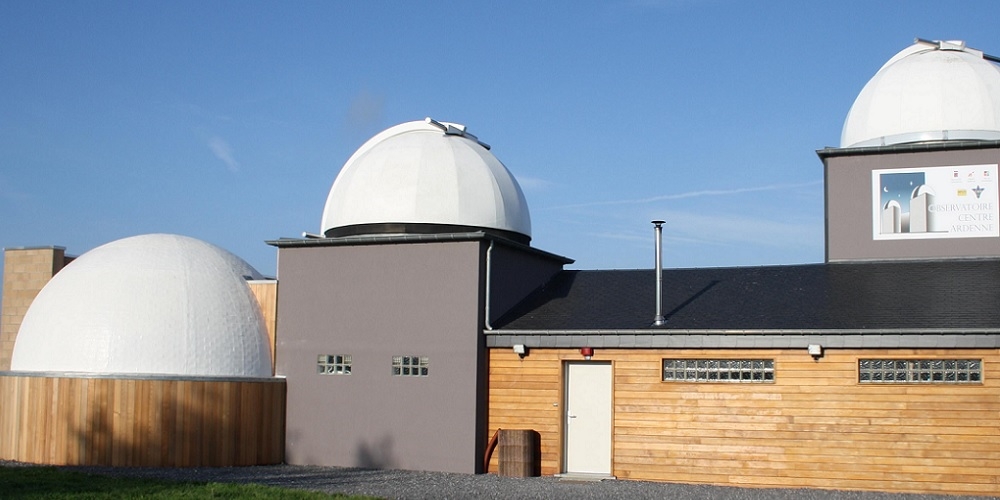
[841,39,1000,148]
[321,118,532,243]
[10,234,271,377]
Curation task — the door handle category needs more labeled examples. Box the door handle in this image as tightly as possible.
[567,414,577,418]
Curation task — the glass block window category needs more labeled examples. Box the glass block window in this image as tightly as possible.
[317,354,352,375]
[859,359,982,384]
[392,356,429,377]
[662,359,774,383]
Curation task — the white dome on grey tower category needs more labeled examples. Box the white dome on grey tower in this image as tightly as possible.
[841,39,1000,148]
[321,118,532,243]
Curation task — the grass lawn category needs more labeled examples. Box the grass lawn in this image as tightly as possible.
[0,466,375,499]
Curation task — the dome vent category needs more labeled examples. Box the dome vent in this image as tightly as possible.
[320,118,532,243]
[10,234,271,377]
[841,39,1000,148]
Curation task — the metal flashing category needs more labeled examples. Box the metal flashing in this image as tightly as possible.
[2,245,67,251]
[817,139,1000,159]
[484,331,1000,350]
[266,231,574,264]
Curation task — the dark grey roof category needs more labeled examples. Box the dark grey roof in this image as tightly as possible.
[494,259,1000,332]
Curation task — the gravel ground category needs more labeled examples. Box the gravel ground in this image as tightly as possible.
[3,461,992,500]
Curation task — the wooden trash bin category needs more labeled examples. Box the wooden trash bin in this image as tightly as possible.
[498,429,541,477]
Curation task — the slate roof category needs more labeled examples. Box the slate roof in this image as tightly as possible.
[494,259,1000,332]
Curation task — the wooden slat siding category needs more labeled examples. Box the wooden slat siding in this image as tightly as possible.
[219,381,234,465]
[246,385,267,464]
[256,382,272,462]
[192,380,206,465]
[486,349,565,475]
[158,379,173,465]
[80,377,91,465]
[17,376,30,461]
[39,376,50,461]
[205,382,219,465]
[5,377,15,458]
[176,380,191,465]
[0,378,8,458]
[191,381,205,466]
[48,377,59,463]
[268,377,286,465]
[112,379,125,465]
[248,281,278,372]
[0,374,285,467]
[486,348,1000,496]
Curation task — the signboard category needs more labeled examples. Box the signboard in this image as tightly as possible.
[872,164,999,240]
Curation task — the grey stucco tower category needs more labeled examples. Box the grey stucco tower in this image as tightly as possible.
[820,39,1000,263]
[269,119,569,473]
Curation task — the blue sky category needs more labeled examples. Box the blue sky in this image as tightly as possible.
[2,1,999,279]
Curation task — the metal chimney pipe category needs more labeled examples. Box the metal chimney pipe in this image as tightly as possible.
[652,220,666,326]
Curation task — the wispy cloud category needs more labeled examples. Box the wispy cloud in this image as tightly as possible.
[547,180,823,210]
[588,230,707,246]
[671,210,820,248]
[207,137,239,173]
[586,209,821,249]
[0,176,30,203]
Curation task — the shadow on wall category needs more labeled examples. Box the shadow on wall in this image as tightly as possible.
[355,435,397,469]
[0,374,286,467]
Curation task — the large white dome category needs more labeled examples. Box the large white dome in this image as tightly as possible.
[841,39,1000,148]
[321,118,532,243]
[10,234,271,377]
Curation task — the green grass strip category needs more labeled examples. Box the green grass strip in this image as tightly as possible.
[0,466,373,499]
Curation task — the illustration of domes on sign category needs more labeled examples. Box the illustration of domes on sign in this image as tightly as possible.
[321,118,532,244]
[10,234,271,377]
[842,39,1000,148]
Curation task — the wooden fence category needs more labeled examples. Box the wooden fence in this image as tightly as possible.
[0,373,285,466]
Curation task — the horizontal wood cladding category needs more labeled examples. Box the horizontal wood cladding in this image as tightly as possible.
[487,349,564,475]
[0,374,285,467]
[486,348,1000,496]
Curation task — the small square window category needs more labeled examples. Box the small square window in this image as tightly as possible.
[317,354,352,375]
[392,355,429,377]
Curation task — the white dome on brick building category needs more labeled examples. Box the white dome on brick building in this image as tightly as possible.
[321,118,532,244]
[841,39,1000,148]
[10,234,271,377]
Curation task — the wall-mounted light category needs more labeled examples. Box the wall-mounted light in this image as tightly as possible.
[580,347,594,360]
[513,344,527,359]
[807,344,823,360]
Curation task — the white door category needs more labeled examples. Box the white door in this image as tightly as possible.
[564,361,612,475]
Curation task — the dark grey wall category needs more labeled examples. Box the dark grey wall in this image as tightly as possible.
[275,241,485,473]
[487,243,566,325]
[825,147,1000,262]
